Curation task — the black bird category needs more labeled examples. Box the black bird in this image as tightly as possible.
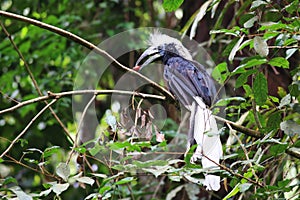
[135,32,222,191]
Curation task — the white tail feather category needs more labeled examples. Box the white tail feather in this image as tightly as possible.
[189,97,222,191]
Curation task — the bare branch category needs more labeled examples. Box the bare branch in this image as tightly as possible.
[0,89,166,115]
[286,147,300,159]
[0,20,74,144]
[0,99,57,158]
[0,10,175,100]
[202,154,264,187]
[4,154,60,180]
[66,95,96,165]
[214,115,263,138]
[226,122,259,181]
[0,21,41,95]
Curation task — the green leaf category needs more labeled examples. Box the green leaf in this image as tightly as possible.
[279,94,291,108]
[39,188,52,197]
[166,185,184,200]
[89,143,104,156]
[280,120,300,136]
[222,38,239,57]
[259,23,288,31]
[239,39,252,51]
[223,184,240,200]
[224,171,253,200]
[115,177,135,185]
[43,146,60,158]
[212,62,230,84]
[105,110,117,132]
[229,35,245,62]
[108,141,131,150]
[289,83,300,97]
[236,69,257,88]
[215,97,246,106]
[253,73,268,106]
[20,27,28,39]
[91,173,107,179]
[269,57,289,69]
[168,175,181,182]
[269,143,288,156]
[18,138,28,147]
[76,176,95,186]
[285,0,299,14]
[1,0,12,10]
[190,0,212,39]
[250,0,267,10]
[286,48,298,59]
[142,165,170,178]
[3,176,18,185]
[278,179,290,188]
[56,163,70,181]
[269,96,279,103]
[99,185,111,195]
[74,147,87,154]
[232,58,267,74]
[9,186,32,200]
[52,183,69,195]
[19,41,31,53]
[266,112,281,132]
[210,28,241,37]
[253,36,269,57]
[162,0,184,12]
[133,160,168,168]
[244,16,258,28]
[239,183,252,192]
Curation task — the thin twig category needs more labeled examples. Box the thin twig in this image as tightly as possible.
[0,21,40,95]
[0,99,57,158]
[202,154,264,187]
[66,95,96,164]
[214,115,263,138]
[0,21,74,143]
[4,154,60,180]
[226,122,259,181]
[0,89,166,115]
[0,91,20,104]
[83,155,100,187]
[0,10,174,100]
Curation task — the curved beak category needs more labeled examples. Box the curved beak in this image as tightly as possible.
[135,46,162,71]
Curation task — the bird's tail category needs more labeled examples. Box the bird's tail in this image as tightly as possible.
[191,98,222,191]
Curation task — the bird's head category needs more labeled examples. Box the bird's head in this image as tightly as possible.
[134,31,192,71]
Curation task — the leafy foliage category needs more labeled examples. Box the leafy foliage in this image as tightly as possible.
[163,0,184,12]
[0,0,299,200]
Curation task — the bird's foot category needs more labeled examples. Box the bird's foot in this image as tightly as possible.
[190,146,203,164]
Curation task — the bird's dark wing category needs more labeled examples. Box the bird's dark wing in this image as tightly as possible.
[164,57,216,107]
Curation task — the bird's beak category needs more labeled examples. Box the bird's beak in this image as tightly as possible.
[134,46,162,71]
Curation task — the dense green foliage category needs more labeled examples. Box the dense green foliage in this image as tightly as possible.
[0,0,299,199]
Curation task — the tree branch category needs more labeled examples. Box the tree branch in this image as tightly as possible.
[0,11,175,101]
[66,95,96,165]
[286,147,300,159]
[0,20,74,144]
[202,154,264,188]
[4,154,60,181]
[0,99,57,158]
[214,115,263,138]
[0,89,166,115]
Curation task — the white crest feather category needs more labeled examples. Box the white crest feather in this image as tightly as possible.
[148,31,193,60]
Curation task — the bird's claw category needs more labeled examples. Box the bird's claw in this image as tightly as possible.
[190,146,203,164]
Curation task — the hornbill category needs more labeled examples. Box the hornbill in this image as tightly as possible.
[134,32,222,191]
